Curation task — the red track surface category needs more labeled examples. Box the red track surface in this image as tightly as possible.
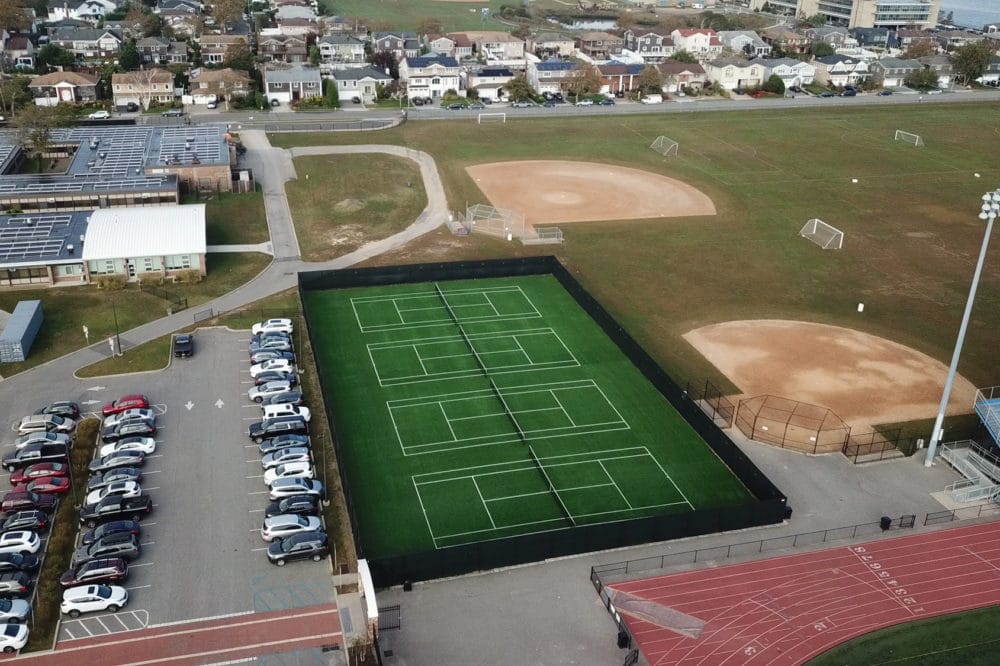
[609,522,1000,666]
[4,603,341,665]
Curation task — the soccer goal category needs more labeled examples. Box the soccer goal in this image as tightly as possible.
[650,136,679,156]
[894,130,924,147]
[478,112,506,124]
[800,219,844,250]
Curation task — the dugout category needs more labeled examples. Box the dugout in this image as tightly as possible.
[299,257,788,587]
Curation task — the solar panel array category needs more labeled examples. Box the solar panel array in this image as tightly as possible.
[60,127,153,179]
[156,126,225,166]
[0,214,72,261]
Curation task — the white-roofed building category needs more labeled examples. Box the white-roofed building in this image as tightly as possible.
[82,204,207,282]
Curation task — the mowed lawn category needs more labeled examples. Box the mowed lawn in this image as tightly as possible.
[285,154,426,261]
[304,275,753,559]
[320,0,511,31]
[270,103,1000,393]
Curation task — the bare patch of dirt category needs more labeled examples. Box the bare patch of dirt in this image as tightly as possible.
[334,199,365,213]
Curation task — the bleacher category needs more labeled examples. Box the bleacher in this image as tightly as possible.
[974,386,1000,446]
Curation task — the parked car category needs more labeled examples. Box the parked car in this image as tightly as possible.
[103,408,155,429]
[261,447,311,471]
[469,103,484,110]
[79,494,151,528]
[0,532,40,556]
[206,101,217,109]
[0,622,28,652]
[511,100,534,108]
[252,319,293,336]
[258,434,310,456]
[81,520,140,547]
[162,108,184,117]
[249,350,294,364]
[260,392,304,407]
[2,442,69,472]
[446,103,464,110]
[102,395,150,417]
[264,494,319,518]
[268,478,323,501]
[34,401,80,419]
[263,461,314,486]
[260,514,322,542]
[88,450,145,474]
[1,491,56,515]
[270,98,280,107]
[819,91,835,97]
[88,110,110,120]
[841,89,857,97]
[173,334,194,357]
[575,99,594,106]
[18,477,71,496]
[0,573,29,599]
[86,468,142,493]
[17,414,75,435]
[84,481,141,508]
[0,512,48,536]
[267,531,329,566]
[877,89,893,96]
[0,553,38,574]
[10,462,68,484]
[61,584,128,617]
[71,533,140,567]
[262,404,311,423]
[0,597,30,623]
[59,558,128,588]
[13,432,71,451]
[250,359,294,378]
[252,371,298,387]
[249,338,293,355]
[101,421,155,444]
[599,98,615,106]
[98,437,156,458]
[250,417,308,443]
[249,381,296,403]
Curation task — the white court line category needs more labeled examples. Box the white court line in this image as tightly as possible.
[482,292,502,317]
[412,476,437,549]
[644,446,695,511]
[447,406,564,422]
[387,378,599,407]
[404,424,634,457]
[599,459,633,510]
[416,453,653,485]
[440,403,457,441]
[472,477,496,529]
[484,481,617,502]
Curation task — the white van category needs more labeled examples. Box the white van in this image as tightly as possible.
[18,414,77,435]
[641,94,663,104]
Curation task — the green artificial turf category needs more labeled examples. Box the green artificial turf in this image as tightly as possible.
[304,274,754,559]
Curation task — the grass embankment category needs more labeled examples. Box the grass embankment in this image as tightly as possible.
[75,336,173,378]
[200,191,270,245]
[24,418,99,652]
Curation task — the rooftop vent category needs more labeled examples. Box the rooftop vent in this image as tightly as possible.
[67,244,74,254]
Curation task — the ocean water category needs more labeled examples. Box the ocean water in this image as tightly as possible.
[939,0,1000,29]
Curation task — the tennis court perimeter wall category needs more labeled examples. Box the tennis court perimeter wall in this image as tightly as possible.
[299,257,787,586]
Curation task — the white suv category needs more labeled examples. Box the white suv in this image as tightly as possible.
[61,584,128,617]
[262,404,311,423]
[252,319,293,336]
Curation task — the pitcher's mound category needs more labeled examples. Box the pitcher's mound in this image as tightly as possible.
[466,160,716,225]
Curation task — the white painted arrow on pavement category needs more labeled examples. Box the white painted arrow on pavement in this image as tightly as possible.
[185,401,194,411]
[215,399,225,409]
[86,386,107,392]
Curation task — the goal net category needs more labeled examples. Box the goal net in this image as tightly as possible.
[650,136,679,156]
[800,218,844,250]
[894,130,924,147]
[478,112,506,124]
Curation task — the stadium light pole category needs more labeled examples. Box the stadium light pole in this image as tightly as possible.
[925,187,1000,467]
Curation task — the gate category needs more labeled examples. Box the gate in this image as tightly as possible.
[378,604,401,631]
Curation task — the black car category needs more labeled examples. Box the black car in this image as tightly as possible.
[71,532,141,567]
[259,434,310,455]
[2,442,69,472]
[101,421,155,444]
[87,467,142,492]
[79,494,152,528]
[88,450,145,473]
[162,108,184,117]
[0,573,30,599]
[446,102,464,110]
[253,371,298,387]
[249,417,307,443]
[34,401,80,419]
[0,553,39,574]
[59,557,128,588]
[260,392,304,407]
[0,511,48,535]
[266,530,329,566]
[81,520,141,546]
[599,98,615,106]
[264,494,319,519]
[173,334,194,358]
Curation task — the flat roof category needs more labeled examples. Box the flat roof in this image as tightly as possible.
[82,204,206,261]
[0,211,90,268]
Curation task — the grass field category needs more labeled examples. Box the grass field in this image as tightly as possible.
[271,103,1000,397]
[320,0,511,32]
[304,274,754,558]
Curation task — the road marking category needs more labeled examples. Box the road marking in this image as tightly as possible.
[247,491,269,495]
[126,585,152,591]
[248,509,264,513]
[216,399,225,409]
[87,386,107,391]
[246,474,264,479]
[251,547,269,552]
[129,562,155,568]
[185,402,194,411]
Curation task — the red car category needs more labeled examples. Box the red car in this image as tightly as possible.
[1,491,57,515]
[102,394,150,417]
[10,462,69,486]
[17,477,71,495]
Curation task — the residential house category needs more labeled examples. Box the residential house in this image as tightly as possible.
[657,59,707,92]
[761,27,809,55]
[155,0,203,37]
[576,31,624,60]
[813,54,870,86]
[894,28,938,52]
[262,64,323,103]
[399,54,461,100]
[527,31,575,59]
[703,57,766,90]
[318,35,365,68]
[49,27,122,62]
[258,34,308,63]
[198,35,246,64]
[463,67,514,101]
[154,0,202,14]
[427,33,474,60]
[717,30,771,58]
[623,30,675,64]
[137,37,189,65]
[473,31,526,62]
[331,66,392,104]
[111,68,175,108]
[935,30,982,52]
[1,35,36,69]
[28,71,100,105]
[526,58,577,95]
[47,0,117,24]
[275,5,318,21]
[597,63,646,95]
[850,27,889,48]
[189,67,251,102]
[803,26,851,47]
[276,18,318,37]
[917,55,954,87]
[759,57,815,87]
[869,57,921,87]
[976,56,1000,86]
[670,29,723,59]
[372,31,420,60]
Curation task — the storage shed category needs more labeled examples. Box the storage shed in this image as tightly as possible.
[0,300,44,363]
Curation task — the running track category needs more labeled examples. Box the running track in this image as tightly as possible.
[2,603,341,665]
[608,521,1000,665]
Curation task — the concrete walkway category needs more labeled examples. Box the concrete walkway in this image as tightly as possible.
[207,243,273,254]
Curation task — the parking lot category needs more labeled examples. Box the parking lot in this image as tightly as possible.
[2,327,333,644]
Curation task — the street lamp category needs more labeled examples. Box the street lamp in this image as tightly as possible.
[111,299,123,356]
[925,187,1000,466]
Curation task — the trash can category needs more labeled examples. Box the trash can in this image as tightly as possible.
[880,516,892,531]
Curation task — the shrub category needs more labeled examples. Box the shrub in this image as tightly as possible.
[97,274,127,290]
[173,269,202,284]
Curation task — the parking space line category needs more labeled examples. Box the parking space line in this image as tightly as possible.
[126,584,153,591]
[248,508,264,513]
[242,404,259,409]
[142,470,162,475]
[251,547,268,552]
[109,615,130,630]
[241,381,253,385]
[246,474,264,479]
[95,616,111,633]
[130,562,155,567]
[140,540,155,546]
[143,486,160,491]
[247,491,268,495]
[246,459,262,464]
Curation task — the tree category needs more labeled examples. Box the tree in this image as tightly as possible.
[904,68,939,90]
[761,74,785,94]
[0,76,32,117]
[634,65,664,95]
[213,0,244,28]
[368,50,398,79]
[124,6,161,38]
[565,61,601,98]
[188,38,203,67]
[12,105,76,172]
[324,78,339,107]
[902,40,937,59]
[0,1,30,32]
[504,73,532,101]
[309,45,321,66]
[810,42,835,57]
[416,17,442,36]
[951,40,994,85]
[672,49,698,64]
[119,40,141,71]
[223,39,255,75]
[801,13,826,28]
[36,44,75,71]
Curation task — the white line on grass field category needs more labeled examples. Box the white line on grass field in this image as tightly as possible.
[599,460,634,510]
[440,403,457,441]
[482,292,502,317]
[472,477,497,529]
[645,446,695,511]
[412,476,438,549]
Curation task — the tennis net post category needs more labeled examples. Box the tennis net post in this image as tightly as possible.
[528,445,576,527]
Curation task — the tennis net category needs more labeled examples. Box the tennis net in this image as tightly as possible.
[528,445,576,527]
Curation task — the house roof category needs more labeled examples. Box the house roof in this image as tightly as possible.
[374,31,416,39]
[657,60,705,75]
[447,33,474,47]
[331,66,392,81]
[706,57,758,68]
[816,54,863,65]
[263,65,322,83]
[535,59,574,71]
[874,57,921,69]
[82,205,206,262]
[478,67,514,77]
[29,71,99,87]
[531,31,573,43]
[598,63,645,75]
[51,27,122,42]
[0,211,90,269]
[5,36,31,50]
[404,55,459,68]
[319,35,363,45]
[137,36,170,47]
[675,29,716,37]
[112,69,174,85]
[717,30,765,44]
[190,67,250,84]
[578,31,621,41]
